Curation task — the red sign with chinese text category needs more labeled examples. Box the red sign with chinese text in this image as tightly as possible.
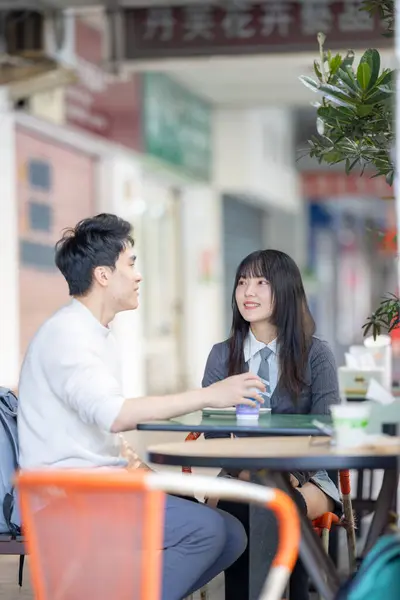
[302,171,393,199]
[66,19,141,150]
[123,1,389,61]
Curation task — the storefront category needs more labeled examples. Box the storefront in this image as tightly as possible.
[16,128,96,360]
[304,172,395,363]
[138,72,215,392]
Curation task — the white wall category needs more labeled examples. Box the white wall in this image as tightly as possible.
[213,106,307,272]
[213,107,301,213]
[181,186,224,388]
[98,157,146,399]
[0,89,19,388]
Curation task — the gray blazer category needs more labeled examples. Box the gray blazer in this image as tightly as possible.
[202,336,340,487]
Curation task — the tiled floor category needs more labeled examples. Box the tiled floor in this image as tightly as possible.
[0,556,32,600]
[0,556,225,599]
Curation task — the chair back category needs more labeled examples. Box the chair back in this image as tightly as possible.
[17,469,164,600]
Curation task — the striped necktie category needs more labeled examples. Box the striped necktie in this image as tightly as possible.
[257,346,273,405]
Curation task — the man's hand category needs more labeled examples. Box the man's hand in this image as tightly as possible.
[120,435,151,471]
[290,474,300,488]
[205,373,265,409]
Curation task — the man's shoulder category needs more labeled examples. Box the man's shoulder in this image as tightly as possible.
[29,303,88,349]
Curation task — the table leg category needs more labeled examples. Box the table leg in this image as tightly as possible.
[258,470,341,600]
[362,466,399,558]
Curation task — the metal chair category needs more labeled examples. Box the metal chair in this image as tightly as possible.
[183,431,357,598]
[16,468,300,600]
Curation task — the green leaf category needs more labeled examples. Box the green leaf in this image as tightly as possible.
[386,171,395,185]
[360,49,381,88]
[378,84,395,95]
[341,50,355,71]
[357,62,371,90]
[318,82,359,104]
[336,67,361,96]
[322,150,344,163]
[357,104,374,117]
[313,60,322,81]
[376,69,393,87]
[316,107,354,130]
[364,87,393,103]
[329,53,343,77]
[299,75,319,92]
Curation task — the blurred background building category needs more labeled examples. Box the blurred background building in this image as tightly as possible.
[0,0,397,395]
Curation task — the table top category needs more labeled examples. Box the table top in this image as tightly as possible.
[147,435,400,471]
[137,412,332,436]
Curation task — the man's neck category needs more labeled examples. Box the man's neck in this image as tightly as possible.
[74,295,115,328]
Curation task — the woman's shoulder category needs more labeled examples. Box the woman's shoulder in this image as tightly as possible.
[208,339,230,361]
[309,336,336,363]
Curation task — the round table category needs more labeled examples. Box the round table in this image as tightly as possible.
[148,435,400,471]
[148,435,400,600]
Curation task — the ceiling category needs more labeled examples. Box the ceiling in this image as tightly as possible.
[122,48,395,108]
[0,0,222,7]
[0,1,394,109]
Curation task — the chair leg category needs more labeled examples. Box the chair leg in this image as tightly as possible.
[185,586,208,600]
[321,527,330,554]
[200,586,208,600]
[342,493,357,572]
[316,528,330,600]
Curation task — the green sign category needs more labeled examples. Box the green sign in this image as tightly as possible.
[142,73,212,181]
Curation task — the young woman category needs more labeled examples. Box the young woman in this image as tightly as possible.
[202,249,342,600]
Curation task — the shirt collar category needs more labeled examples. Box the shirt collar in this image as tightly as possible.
[71,298,111,338]
[244,329,277,363]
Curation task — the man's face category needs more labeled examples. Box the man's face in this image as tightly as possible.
[108,245,142,311]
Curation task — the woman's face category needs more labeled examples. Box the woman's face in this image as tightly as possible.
[235,275,274,323]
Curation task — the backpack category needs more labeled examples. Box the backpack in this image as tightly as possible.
[336,534,400,600]
[0,387,21,535]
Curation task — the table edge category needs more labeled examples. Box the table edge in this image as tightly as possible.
[147,450,399,471]
[137,423,324,436]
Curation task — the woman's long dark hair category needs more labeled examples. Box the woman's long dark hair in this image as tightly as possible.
[228,249,316,401]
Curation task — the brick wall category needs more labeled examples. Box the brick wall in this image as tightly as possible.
[16,128,96,360]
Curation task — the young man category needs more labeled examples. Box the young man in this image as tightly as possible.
[18,213,264,600]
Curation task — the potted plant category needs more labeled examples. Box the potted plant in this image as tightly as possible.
[299,0,396,339]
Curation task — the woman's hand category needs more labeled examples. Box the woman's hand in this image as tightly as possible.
[290,474,300,488]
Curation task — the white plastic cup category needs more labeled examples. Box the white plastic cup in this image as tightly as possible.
[330,404,371,448]
[236,386,262,420]
[236,400,261,420]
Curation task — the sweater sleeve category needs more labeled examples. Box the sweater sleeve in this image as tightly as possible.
[309,340,340,415]
[42,330,125,432]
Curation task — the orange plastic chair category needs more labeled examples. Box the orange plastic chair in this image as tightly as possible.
[17,468,300,600]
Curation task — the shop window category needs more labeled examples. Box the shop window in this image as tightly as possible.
[28,159,52,191]
[20,240,56,270]
[28,201,52,232]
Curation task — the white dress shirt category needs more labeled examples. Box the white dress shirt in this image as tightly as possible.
[243,330,279,395]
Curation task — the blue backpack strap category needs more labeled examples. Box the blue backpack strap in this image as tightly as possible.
[0,389,20,536]
[0,389,19,470]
